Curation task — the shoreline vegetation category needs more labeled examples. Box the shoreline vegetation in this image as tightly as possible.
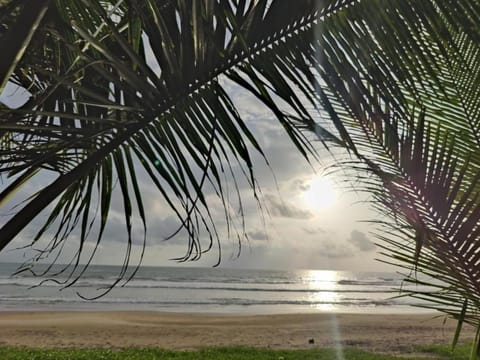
[0,311,475,356]
[0,345,476,360]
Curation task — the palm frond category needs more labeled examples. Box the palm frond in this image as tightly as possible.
[0,0,349,287]
[0,0,50,91]
[307,0,480,329]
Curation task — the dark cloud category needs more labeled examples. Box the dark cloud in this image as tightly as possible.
[316,239,353,258]
[264,194,313,219]
[248,229,269,241]
[102,213,187,246]
[348,230,376,252]
[148,215,187,241]
[291,178,310,192]
[302,226,328,235]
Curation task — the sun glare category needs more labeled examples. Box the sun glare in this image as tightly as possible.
[302,176,337,211]
[306,270,339,311]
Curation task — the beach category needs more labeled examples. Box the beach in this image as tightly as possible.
[1,265,473,355]
[0,311,475,354]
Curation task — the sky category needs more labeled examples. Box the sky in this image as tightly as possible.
[0,80,395,273]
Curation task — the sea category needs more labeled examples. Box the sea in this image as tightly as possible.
[0,263,432,314]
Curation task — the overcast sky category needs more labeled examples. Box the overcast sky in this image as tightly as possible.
[0,78,394,273]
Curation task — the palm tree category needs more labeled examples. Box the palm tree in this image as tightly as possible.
[0,0,342,286]
[313,1,480,347]
[1,0,480,343]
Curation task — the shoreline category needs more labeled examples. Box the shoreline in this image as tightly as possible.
[0,311,475,353]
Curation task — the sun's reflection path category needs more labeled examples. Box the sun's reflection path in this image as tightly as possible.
[307,270,344,360]
[307,269,338,310]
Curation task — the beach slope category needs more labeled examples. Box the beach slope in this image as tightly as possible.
[0,311,475,353]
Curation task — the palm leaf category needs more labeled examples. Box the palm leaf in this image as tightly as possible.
[1,0,349,287]
[305,0,480,331]
[0,0,50,91]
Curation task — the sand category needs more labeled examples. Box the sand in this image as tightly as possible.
[0,311,475,354]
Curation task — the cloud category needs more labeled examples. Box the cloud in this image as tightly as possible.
[247,229,269,241]
[0,78,386,272]
[101,213,187,247]
[302,226,328,235]
[147,215,187,241]
[347,230,376,252]
[264,194,313,219]
[290,178,310,192]
[315,239,353,258]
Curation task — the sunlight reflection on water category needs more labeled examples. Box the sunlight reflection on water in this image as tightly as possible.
[305,270,339,311]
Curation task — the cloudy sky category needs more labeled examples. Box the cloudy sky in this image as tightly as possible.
[0,79,393,273]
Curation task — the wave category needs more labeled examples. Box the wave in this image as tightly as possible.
[3,277,402,288]
[0,279,398,294]
[124,284,397,293]
[0,295,402,307]
[337,279,402,286]
[0,276,299,287]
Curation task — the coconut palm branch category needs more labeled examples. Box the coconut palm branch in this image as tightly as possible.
[0,0,352,287]
[305,0,480,343]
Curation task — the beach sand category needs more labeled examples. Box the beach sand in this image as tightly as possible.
[0,311,475,354]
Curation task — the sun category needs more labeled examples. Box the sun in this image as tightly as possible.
[302,176,337,211]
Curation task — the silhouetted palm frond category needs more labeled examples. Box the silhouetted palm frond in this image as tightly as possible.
[0,0,348,288]
[308,0,480,339]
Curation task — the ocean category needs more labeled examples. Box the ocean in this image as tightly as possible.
[0,263,431,314]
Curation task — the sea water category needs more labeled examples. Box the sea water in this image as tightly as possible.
[0,263,432,314]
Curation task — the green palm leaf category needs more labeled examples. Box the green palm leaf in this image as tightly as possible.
[0,0,347,286]
[304,0,480,338]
